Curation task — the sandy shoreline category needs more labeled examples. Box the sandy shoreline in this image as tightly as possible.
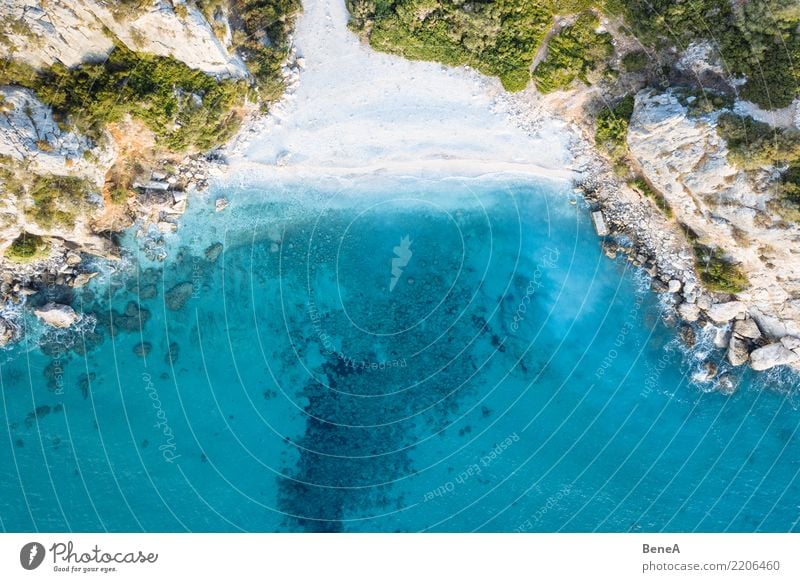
[222,0,573,185]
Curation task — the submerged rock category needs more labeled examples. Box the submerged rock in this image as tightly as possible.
[133,342,152,358]
[165,342,180,365]
[165,282,194,310]
[205,242,223,263]
[749,343,800,372]
[716,373,736,396]
[679,324,696,347]
[34,303,79,329]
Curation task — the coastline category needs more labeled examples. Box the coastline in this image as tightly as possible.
[1,0,797,380]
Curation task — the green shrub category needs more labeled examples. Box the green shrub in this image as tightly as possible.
[692,243,748,293]
[716,113,800,170]
[5,233,50,263]
[533,12,614,94]
[352,0,552,92]
[621,50,649,72]
[26,175,94,228]
[674,87,733,116]
[595,93,635,158]
[629,176,673,217]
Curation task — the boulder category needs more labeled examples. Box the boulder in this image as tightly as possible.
[677,302,700,322]
[716,373,736,396]
[668,279,682,293]
[749,343,800,371]
[215,197,229,212]
[71,272,98,288]
[34,303,79,329]
[780,335,800,351]
[733,318,761,340]
[165,282,194,311]
[706,301,746,323]
[727,335,750,367]
[679,324,696,347]
[0,317,16,346]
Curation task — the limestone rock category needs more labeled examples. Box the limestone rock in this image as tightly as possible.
[780,335,800,351]
[677,302,700,322]
[706,301,746,324]
[749,343,800,371]
[668,279,682,293]
[733,318,761,340]
[71,272,98,288]
[727,335,750,367]
[34,302,79,328]
[0,317,16,346]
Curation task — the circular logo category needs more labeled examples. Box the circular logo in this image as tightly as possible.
[19,542,45,570]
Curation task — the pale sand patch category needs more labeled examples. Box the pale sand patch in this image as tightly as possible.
[224,0,574,184]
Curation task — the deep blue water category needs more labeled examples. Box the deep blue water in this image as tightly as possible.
[1,176,798,532]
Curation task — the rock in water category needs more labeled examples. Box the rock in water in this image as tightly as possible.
[133,342,152,358]
[679,324,696,347]
[727,335,750,367]
[165,282,194,310]
[0,317,16,346]
[749,343,800,371]
[34,303,79,329]
[205,242,223,263]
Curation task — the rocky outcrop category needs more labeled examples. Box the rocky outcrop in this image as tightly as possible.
[0,316,17,346]
[749,343,800,372]
[628,90,800,339]
[2,0,246,78]
[34,302,79,328]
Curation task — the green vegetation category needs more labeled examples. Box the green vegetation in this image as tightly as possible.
[629,176,673,218]
[26,175,95,228]
[230,0,302,100]
[617,0,800,109]
[692,242,749,293]
[594,94,634,159]
[716,113,800,170]
[533,12,613,93]
[621,50,648,73]
[348,0,555,91]
[4,233,50,264]
[0,43,249,151]
[674,88,733,117]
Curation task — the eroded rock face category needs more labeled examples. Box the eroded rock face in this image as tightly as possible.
[627,90,800,337]
[749,343,800,372]
[34,302,79,328]
[1,0,246,78]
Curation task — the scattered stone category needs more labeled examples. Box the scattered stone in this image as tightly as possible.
[706,301,746,324]
[133,342,152,358]
[727,335,750,367]
[749,343,800,371]
[34,303,79,328]
[204,242,223,263]
[668,279,682,293]
[677,302,700,322]
[165,282,194,310]
[733,318,761,340]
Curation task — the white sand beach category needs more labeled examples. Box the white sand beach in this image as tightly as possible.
[224,0,574,183]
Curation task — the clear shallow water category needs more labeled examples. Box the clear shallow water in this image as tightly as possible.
[1,176,798,532]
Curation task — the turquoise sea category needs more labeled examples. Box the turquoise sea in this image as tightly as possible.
[1,176,798,532]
